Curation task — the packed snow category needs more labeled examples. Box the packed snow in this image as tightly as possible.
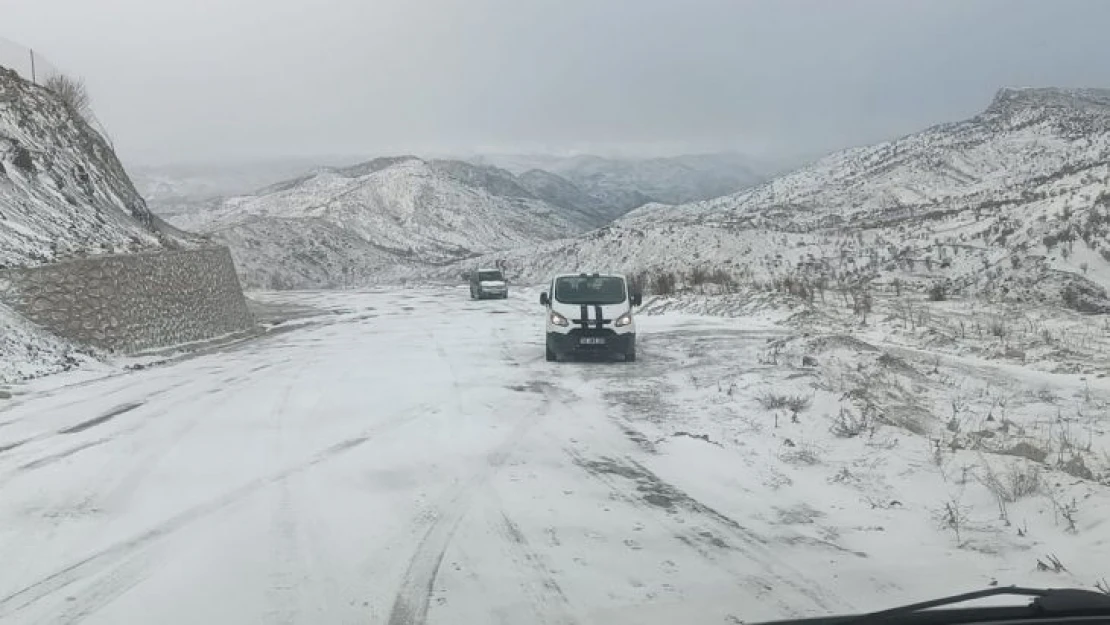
[1,287,1107,624]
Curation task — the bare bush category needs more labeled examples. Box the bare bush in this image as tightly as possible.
[933,496,970,545]
[1059,454,1094,480]
[831,407,872,438]
[44,74,92,118]
[707,268,736,288]
[689,266,711,286]
[688,266,737,291]
[757,392,811,414]
[1048,493,1080,533]
[649,271,677,296]
[778,440,823,465]
[979,460,1043,524]
[1037,554,1068,573]
[627,271,647,296]
[785,395,811,414]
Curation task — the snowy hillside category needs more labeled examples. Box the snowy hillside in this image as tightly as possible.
[474,152,767,209]
[0,66,196,268]
[131,157,354,215]
[438,89,1110,312]
[0,303,91,384]
[169,158,596,289]
[516,168,613,226]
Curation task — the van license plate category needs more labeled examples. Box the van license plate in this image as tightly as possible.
[580,337,606,345]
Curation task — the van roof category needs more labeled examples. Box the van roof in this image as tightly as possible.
[553,273,625,280]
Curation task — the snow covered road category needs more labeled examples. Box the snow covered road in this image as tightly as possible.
[0,288,847,625]
[3,287,1108,624]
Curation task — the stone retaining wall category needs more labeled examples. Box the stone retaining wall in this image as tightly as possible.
[0,247,256,352]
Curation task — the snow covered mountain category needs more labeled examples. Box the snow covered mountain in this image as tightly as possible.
[0,66,196,269]
[427,89,1110,311]
[130,157,354,215]
[169,158,599,289]
[515,168,615,225]
[474,152,767,210]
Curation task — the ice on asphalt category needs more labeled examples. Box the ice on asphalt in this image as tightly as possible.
[0,287,1107,624]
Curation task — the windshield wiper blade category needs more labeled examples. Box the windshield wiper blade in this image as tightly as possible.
[844,586,1110,625]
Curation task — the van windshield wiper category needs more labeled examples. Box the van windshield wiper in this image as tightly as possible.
[757,587,1110,625]
[842,586,1110,625]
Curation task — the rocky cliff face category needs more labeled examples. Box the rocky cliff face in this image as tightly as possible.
[0,66,197,269]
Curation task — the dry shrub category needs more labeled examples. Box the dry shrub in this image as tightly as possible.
[44,73,91,118]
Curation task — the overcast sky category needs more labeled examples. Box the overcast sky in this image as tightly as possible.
[3,0,1110,166]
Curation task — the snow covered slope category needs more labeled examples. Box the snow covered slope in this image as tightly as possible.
[170,158,595,289]
[0,303,91,384]
[0,66,196,268]
[131,157,353,215]
[445,89,1110,311]
[516,168,613,225]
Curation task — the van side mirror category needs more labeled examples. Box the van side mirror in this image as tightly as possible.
[540,292,550,306]
[631,292,643,307]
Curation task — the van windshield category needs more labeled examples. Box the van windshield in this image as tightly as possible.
[478,271,503,281]
[554,276,626,305]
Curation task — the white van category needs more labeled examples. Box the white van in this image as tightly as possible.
[469,268,508,300]
[539,273,642,362]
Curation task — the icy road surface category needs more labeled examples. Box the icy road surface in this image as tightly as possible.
[2,288,1106,624]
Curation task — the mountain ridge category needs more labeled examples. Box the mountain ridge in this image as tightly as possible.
[472,151,767,208]
[168,157,600,289]
[408,87,1110,313]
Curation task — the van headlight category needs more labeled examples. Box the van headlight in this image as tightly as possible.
[550,311,569,327]
[615,312,633,327]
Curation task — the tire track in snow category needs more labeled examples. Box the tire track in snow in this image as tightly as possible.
[387,317,541,625]
[385,417,538,625]
[14,379,329,624]
[0,407,424,621]
[536,369,847,617]
[265,478,303,625]
[564,446,839,617]
[554,326,853,614]
[0,372,244,484]
[49,549,156,624]
[262,359,323,625]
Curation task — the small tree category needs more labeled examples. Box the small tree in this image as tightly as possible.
[44,74,92,119]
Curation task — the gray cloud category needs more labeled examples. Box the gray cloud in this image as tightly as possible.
[5,0,1110,165]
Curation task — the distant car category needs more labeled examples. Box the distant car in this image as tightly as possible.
[540,273,642,362]
[469,268,508,300]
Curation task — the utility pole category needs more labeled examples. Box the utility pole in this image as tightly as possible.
[29,49,37,84]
